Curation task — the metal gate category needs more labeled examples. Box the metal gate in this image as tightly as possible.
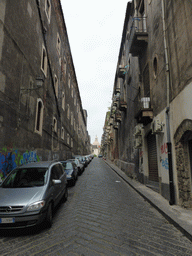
[147,132,159,182]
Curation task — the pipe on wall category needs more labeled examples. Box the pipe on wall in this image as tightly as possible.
[161,0,175,205]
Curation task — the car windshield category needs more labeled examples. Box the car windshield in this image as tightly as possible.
[2,168,48,188]
[62,162,73,170]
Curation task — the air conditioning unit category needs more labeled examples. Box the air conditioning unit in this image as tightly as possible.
[152,119,163,134]
[134,136,142,149]
[134,125,142,136]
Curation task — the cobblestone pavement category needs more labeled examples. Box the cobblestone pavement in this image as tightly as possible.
[1,158,192,255]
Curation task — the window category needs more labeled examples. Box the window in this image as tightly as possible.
[41,46,47,76]
[71,138,73,148]
[45,0,51,23]
[67,104,70,119]
[61,127,64,140]
[77,104,79,113]
[35,99,44,135]
[71,112,73,126]
[68,74,71,88]
[62,91,65,110]
[71,83,73,97]
[143,64,150,97]
[57,33,61,55]
[67,134,70,145]
[64,58,67,74]
[50,165,61,180]
[53,117,57,133]
[153,57,157,79]
[54,75,58,97]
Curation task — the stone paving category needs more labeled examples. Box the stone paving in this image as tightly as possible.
[0,158,192,255]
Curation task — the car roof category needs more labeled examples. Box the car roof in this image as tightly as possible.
[18,161,61,169]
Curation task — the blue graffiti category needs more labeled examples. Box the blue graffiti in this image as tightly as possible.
[0,152,17,178]
[20,151,38,165]
[0,149,39,179]
[162,158,169,170]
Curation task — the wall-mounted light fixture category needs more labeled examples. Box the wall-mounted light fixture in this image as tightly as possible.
[36,76,44,88]
[21,76,44,91]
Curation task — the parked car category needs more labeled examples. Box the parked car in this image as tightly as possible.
[0,161,68,229]
[68,158,84,175]
[81,156,88,167]
[60,160,78,186]
[85,155,90,164]
[74,155,86,169]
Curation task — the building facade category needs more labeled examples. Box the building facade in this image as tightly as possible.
[92,136,100,157]
[0,0,90,180]
[101,0,192,208]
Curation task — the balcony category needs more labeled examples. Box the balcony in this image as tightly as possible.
[115,111,122,123]
[115,87,120,94]
[113,94,120,106]
[113,122,119,130]
[109,133,114,141]
[134,95,153,125]
[119,100,127,111]
[109,118,113,125]
[128,17,148,56]
[118,66,126,79]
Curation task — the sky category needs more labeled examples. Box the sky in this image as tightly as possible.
[60,0,130,144]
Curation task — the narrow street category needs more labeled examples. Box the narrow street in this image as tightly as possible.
[0,158,192,256]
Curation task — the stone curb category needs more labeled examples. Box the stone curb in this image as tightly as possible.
[103,159,192,242]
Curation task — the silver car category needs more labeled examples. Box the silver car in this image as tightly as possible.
[0,161,68,229]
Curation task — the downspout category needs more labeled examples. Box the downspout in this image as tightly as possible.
[161,0,175,205]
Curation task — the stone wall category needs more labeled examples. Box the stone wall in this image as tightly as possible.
[174,120,192,208]
[115,159,136,179]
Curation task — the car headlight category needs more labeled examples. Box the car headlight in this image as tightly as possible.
[27,200,45,212]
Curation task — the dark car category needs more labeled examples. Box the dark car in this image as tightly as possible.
[74,155,86,169]
[68,159,84,175]
[81,156,88,167]
[0,161,68,229]
[60,160,78,186]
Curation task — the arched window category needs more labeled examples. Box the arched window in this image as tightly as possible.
[35,99,44,135]
[54,75,58,98]
[53,117,57,133]
[61,127,64,140]
[62,91,65,110]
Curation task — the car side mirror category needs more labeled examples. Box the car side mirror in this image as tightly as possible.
[52,179,61,185]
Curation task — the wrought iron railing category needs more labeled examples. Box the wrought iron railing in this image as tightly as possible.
[128,17,147,53]
[134,93,151,117]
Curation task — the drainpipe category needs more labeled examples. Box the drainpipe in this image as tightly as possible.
[162,0,175,205]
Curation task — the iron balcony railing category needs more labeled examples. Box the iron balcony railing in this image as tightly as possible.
[128,16,148,54]
[134,93,151,117]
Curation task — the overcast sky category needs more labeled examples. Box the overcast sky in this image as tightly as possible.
[60,0,129,144]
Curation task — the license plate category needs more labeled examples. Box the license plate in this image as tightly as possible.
[0,218,15,223]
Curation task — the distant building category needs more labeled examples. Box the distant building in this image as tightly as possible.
[92,136,100,156]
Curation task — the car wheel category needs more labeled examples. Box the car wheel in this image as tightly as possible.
[45,203,53,228]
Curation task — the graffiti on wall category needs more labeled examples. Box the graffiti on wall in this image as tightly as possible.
[160,143,168,170]
[0,146,40,180]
